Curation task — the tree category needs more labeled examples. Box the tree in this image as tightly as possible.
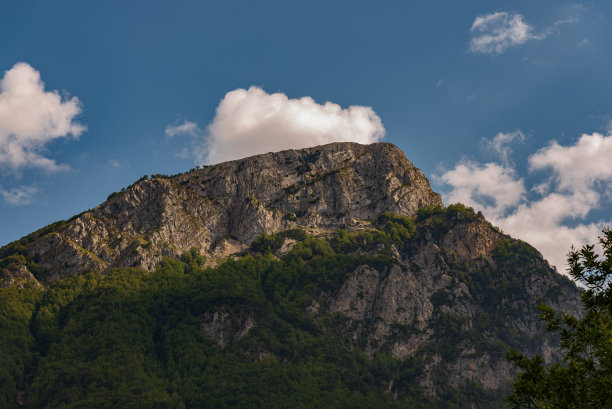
[506,228,612,408]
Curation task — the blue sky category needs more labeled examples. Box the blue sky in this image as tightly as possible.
[1,0,611,272]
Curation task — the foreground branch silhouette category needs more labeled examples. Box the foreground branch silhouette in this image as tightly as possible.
[507,228,612,409]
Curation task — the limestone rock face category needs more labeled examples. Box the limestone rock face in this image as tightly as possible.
[0,264,42,289]
[323,212,581,392]
[200,309,256,349]
[5,142,442,284]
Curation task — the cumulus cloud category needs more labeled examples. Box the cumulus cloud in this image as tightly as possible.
[438,131,612,273]
[0,62,85,172]
[165,121,201,137]
[438,161,525,220]
[0,186,39,205]
[494,193,603,273]
[529,133,612,194]
[192,86,384,164]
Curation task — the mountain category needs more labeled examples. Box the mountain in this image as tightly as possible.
[0,142,581,408]
[1,142,441,286]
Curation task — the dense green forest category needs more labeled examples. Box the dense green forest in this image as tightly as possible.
[0,206,560,408]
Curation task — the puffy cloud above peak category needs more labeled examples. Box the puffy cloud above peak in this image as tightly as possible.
[0,62,85,173]
[198,86,385,164]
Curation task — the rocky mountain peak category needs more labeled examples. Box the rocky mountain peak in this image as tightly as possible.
[2,142,442,285]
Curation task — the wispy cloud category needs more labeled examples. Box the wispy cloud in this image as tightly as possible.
[107,159,121,169]
[173,86,385,165]
[438,131,612,273]
[165,121,201,137]
[0,62,85,173]
[469,11,576,55]
[0,186,39,205]
[578,38,590,47]
[470,12,535,54]
[481,130,525,166]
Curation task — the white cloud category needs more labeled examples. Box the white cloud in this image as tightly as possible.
[0,62,85,172]
[481,130,525,165]
[493,193,603,273]
[195,86,384,164]
[107,159,121,169]
[437,160,525,220]
[469,12,536,54]
[165,121,201,137]
[0,186,38,205]
[552,16,578,28]
[439,131,612,274]
[468,11,576,55]
[529,132,612,194]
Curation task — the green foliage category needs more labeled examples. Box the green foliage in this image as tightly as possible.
[494,239,541,267]
[413,204,479,243]
[416,205,445,221]
[0,254,27,270]
[507,229,612,409]
[0,231,412,408]
[250,229,307,254]
[0,205,550,409]
[0,285,41,409]
[180,247,206,273]
[378,212,417,243]
[445,203,480,222]
[330,212,417,255]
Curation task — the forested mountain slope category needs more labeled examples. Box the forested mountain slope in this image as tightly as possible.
[0,143,581,408]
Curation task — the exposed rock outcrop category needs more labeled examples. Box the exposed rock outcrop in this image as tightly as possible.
[322,210,581,392]
[200,309,256,348]
[2,142,441,284]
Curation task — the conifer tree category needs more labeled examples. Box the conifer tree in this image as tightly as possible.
[507,229,612,409]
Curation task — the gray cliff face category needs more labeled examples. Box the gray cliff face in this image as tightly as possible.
[323,212,581,392]
[6,142,442,284]
[200,309,256,349]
